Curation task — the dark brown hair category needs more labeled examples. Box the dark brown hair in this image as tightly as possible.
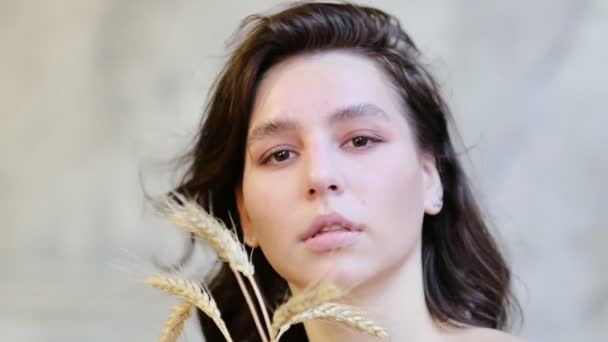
[172,2,518,341]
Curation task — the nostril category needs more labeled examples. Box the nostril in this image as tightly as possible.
[308,184,338,196]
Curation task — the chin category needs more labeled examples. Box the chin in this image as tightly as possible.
[292,253,376,291]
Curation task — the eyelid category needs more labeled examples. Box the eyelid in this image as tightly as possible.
[342,130,384,145]
[345,129,382,138]
[342,137,383,150]
[259,145,297,165]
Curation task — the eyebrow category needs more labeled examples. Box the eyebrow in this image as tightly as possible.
[247,103,390,146]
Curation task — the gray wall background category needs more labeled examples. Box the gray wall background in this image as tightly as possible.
[1,0,606,341]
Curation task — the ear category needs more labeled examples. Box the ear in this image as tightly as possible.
[235,184,258,248]
[420,152,443,216]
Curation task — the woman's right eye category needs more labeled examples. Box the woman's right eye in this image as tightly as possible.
[261,149,293,165]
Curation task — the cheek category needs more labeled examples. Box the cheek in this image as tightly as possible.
[359,146,426,243]
[242,171,296,241]
[243,172,302,282]
[387,163,424,216]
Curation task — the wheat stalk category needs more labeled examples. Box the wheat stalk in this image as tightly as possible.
[158,300,192,342]
[146,275,233,342]
[162,193,254,277]
[248,274,273,337]
[233,270,270,342]
[273,302,389,342]
[161,193,270,341]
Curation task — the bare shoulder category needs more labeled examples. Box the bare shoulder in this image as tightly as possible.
[456,327,525,342]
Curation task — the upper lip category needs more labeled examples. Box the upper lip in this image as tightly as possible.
[300,212,362,241]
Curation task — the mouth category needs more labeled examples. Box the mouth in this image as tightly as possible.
[301,212,363,252]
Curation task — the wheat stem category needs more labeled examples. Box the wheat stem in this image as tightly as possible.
[247,274,273,338]
[232,270,269,342]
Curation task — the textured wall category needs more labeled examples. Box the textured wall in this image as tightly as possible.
[1,0,606,341]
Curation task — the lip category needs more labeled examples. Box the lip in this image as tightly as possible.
[300,212,363,242]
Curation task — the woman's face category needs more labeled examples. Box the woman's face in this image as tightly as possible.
[236,51,442,291]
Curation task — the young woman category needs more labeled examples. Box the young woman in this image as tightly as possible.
[172,2,521,341]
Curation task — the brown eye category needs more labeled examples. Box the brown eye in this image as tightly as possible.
[344,135,383,150]
[352,136,369,147]
[260,148,297,165]
[273,150,290,162]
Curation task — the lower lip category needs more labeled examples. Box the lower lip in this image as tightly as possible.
[303,230,362,253]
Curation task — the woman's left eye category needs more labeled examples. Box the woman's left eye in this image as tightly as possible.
[345,136,382,148]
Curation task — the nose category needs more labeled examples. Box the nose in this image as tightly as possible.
[304,144,344,199]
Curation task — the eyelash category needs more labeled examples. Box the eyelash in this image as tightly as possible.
[260,135,383,165]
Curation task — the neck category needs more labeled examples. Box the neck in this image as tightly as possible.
[302,243,444,342]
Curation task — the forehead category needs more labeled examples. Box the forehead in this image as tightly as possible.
[249,50,402,128]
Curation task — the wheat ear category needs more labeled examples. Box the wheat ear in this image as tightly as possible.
[158,300,192,342]
[146,275,233,342]
[162,194,270,341]
[162,193,254,276]
[271,283,345,340]
[273,303,389,342]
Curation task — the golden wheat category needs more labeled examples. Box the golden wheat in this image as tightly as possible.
[158,300,192,342]
[162,194,269,340]
[271,283,345,339]
[273,302,389,341]
[146,275,233,342]
[162,193,254,277]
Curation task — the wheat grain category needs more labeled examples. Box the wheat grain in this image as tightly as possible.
[146,275,233,342]
[273,303,389,342]
[272,282,345,329]
[159,300,192,342]
[162,193,254,277]
[271,283,345,338]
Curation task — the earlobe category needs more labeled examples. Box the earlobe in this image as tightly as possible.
[235,186,259,248]
[421,154,444,215]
